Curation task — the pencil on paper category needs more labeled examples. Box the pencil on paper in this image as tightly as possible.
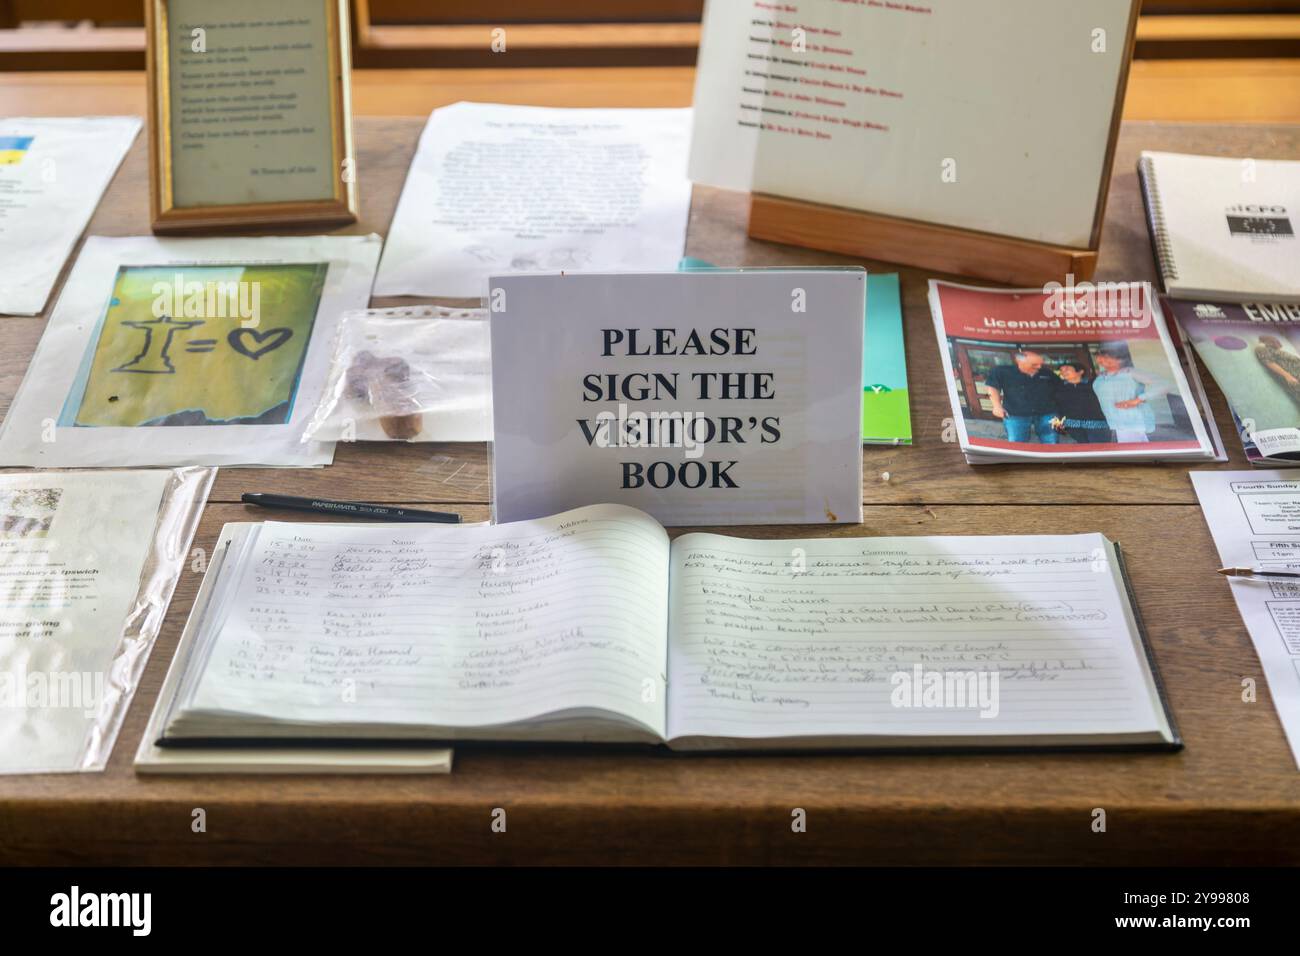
[1217,567,1300,580]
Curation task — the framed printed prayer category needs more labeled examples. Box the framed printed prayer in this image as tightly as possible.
[146,0,358,232]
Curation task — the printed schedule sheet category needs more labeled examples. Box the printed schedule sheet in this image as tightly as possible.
[1193,471,1300,767]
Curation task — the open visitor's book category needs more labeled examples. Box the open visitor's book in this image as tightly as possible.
[139,505,1180,757]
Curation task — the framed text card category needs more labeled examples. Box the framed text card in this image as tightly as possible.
[489,270,865,527]
[146,0,357,232]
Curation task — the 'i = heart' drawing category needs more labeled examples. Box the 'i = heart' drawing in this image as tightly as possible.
[227,327,293,360]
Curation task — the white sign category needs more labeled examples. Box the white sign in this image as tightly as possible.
[489,270,865,526]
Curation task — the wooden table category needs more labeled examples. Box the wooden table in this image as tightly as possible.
[2,117,1299,865]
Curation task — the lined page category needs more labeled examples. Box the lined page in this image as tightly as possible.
[184,504,670,736]
[666,533,1165,742]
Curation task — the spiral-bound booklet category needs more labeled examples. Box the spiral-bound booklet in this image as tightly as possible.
[1139,151,1300,304]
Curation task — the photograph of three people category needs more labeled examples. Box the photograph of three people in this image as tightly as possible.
[965,343,1180,446]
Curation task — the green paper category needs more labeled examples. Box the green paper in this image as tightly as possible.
[860,272,912,445]
[678,259,912,444]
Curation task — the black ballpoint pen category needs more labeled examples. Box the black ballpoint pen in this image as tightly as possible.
[240,493,462,524]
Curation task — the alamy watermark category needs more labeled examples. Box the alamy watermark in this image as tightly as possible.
[1041,274,1153,327]
[581,403,713,459]
[151,273,261,328]
[890,664,1000,719]
[0,664,104,717]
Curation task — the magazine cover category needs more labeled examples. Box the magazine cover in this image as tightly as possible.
[929,280,1216,461]
[1165,297,1300,463]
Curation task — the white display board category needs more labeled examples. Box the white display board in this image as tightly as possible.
[689,0,1138,249]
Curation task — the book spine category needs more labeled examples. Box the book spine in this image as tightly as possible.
[1138,156,1179,288]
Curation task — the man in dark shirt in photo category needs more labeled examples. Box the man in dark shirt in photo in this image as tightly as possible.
[1054,360,1113,444]
[983,349,1059,444]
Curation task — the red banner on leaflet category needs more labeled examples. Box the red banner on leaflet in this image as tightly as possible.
[934,282,1161,344]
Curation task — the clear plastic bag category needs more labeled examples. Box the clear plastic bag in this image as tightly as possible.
[302,305,492,443]
[0,466,214,773]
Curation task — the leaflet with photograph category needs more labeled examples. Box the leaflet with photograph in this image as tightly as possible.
[1167,297,1300,465]
[930,280,1217,464]
[1232,410,1288,468]
[1167,314,1231,465]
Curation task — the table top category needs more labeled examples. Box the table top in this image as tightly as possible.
[2,116,1299,865]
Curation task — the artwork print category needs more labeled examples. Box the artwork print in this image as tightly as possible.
[61,263,328,427]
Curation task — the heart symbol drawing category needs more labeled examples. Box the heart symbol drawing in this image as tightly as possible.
[228,327,293,360]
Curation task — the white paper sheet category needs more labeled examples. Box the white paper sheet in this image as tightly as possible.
[374,103,693,298]
[0,470,171,772]
[0,117,140,316]
[1192,471,1300,768]
[0,234,382,468]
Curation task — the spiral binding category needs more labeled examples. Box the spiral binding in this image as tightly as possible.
[1139,156,1179,284]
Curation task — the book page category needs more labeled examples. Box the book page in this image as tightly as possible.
[181,504,670,737]
[666,532,1167,742]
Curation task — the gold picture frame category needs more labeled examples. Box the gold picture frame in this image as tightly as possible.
[146,0,358,233]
